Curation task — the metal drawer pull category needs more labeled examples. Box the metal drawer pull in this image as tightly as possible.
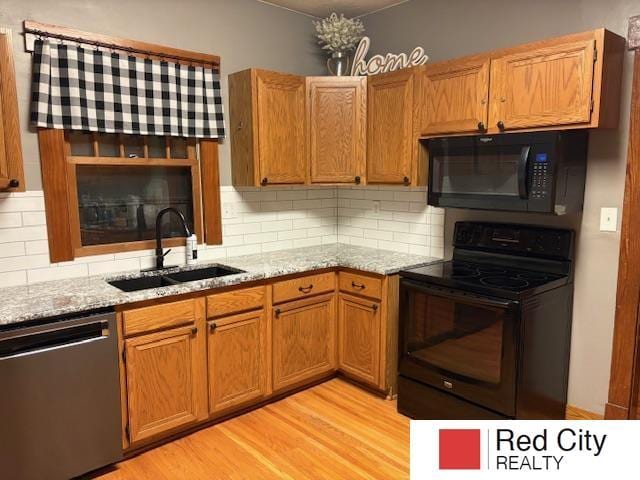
[191,327,198,335]
[351,281,366,290]
[209,323,217,333]
[274,308,281,318]
[372,304,378,312]
[298,284,314,293]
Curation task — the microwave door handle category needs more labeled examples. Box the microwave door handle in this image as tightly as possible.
[518,146,531,199]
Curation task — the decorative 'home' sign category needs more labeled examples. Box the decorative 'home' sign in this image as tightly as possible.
[351,36,428,75]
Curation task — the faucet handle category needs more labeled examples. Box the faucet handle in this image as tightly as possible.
[162,248,172,258]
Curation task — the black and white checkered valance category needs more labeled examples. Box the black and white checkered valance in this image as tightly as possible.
[30,40,225,139]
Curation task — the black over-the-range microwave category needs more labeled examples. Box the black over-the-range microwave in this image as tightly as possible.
[426,130,588,214]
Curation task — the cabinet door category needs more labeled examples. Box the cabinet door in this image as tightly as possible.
[256,70,306,185]
[418,57,490,136]
[272,293,336,391]
[0,29,23,190]
[338,293,381,387]
[208,310,266,415]
[489,40,596,131]
[367,68,415,184]
[124,325,207,445]
[307,77,366,184]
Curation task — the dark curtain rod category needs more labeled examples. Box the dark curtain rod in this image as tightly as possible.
[24,28,220,68]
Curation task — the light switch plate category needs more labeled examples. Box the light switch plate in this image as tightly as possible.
[600,207,618,232]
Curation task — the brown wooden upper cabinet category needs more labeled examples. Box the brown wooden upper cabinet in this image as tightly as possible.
[367,67,419,185]
[0,28,25,191]
[230,69,306,186]
[418,29,625,136]
[417,56,490,136]
[489,39,596,131]
[307,76,366,184]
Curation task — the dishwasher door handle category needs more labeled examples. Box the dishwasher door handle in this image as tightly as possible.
[0,315,112,360]
[0,316,111,342]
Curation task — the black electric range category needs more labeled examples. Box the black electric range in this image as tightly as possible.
[397,221,575,420]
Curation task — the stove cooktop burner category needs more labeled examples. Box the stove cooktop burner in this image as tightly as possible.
[480,276,530,289]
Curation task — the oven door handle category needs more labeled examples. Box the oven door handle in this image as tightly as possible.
[402,279,519,310]
[518,146,531,199]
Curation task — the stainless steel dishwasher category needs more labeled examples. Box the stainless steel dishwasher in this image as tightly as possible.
[0,310,123,480]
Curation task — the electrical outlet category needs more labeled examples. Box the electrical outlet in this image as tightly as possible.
[222,203,237,219]
[373,200,380,215]
[600,207,618,232]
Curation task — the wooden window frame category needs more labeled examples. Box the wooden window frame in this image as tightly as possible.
[0,27,25,191]
[32,22,222,262]
[65,134,204,258]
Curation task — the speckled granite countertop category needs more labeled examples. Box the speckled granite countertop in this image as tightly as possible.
[0,244,441,327]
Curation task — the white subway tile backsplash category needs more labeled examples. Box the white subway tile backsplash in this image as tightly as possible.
[0,226,47,243]
[0,270,27,287]
[224,223,261,235]
[0,186,444,287]
[337,186,443,259]
[277,229,308,241]
[262,240,294,252]
[88,258,141,276]
[293,237,323,248]
[21,211,47,226]
[261,220,293,232]
[245,232,278,244]
[0,242,27,258]
[27,264,88,283]
[378,220,410,233]
[0,212,23,228]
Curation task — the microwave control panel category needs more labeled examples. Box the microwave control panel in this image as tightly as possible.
[531,153,550,199]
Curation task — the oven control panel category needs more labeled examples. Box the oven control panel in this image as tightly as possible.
[530,153,550,199]
[454,222,573,259]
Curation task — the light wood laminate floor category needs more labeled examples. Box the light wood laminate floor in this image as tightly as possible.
[93,379,410,480]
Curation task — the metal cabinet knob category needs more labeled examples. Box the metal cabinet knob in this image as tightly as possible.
[497,121,505,131]
[8,179,19,188]
[477,122,486,133]
[261,177,268,186]
[354,176,361,185]
[403,176,410,186]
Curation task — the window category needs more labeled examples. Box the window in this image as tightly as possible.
[29,21,223,262]
[64,133,203,256]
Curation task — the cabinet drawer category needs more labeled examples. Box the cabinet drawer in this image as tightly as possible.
[123,299,197,337]
[339,271,382,299]
[272,272,335,304]
[206,286,265,318]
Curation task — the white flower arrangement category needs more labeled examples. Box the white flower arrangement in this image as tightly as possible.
[313,13,365,54]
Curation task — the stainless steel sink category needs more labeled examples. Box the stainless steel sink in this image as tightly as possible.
[108,264,245,292]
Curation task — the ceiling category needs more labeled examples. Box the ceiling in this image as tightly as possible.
[257,0,409,18]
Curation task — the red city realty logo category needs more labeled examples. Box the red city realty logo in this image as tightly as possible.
[439,429,481,470]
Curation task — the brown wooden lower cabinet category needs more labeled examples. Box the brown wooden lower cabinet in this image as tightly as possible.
[119,271,397,451]
[272,293,337,392]
[338,293,382,388]
[207,309,267,415]
[123,323,207,445]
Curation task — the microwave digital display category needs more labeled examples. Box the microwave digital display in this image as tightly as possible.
[535,153,548,163]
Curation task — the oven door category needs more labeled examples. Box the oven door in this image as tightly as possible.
[399,279,520,416]
[427,135,532,212]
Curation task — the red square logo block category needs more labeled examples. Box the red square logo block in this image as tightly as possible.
[439,429,481,470]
